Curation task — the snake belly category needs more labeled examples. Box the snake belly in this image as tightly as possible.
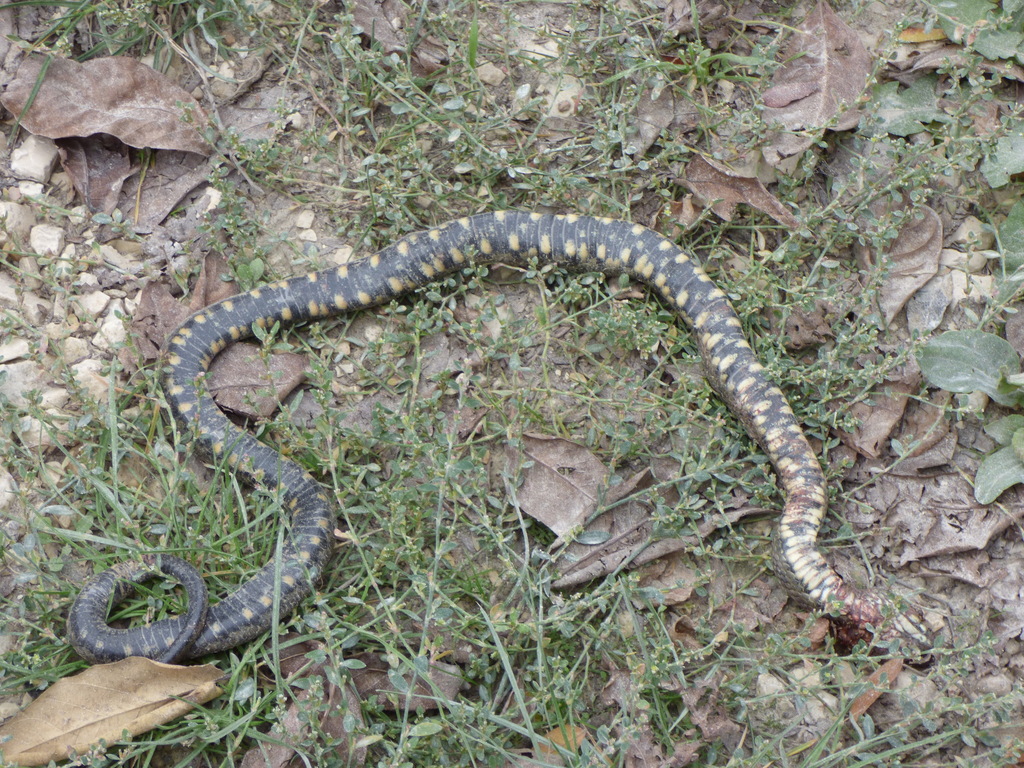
[66,211,926,663]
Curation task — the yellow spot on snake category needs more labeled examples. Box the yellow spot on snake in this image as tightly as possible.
[333,294,349,309]
[509,234,520,251]
[358,291,372,304]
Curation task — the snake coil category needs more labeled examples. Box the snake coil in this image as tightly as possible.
[67,212,928,663]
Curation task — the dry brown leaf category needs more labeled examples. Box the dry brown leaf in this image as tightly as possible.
[208,343,308,420]
[890,45,1024,84]
[599,667,674,767]
[537,725,590,765]
[240,638,366,768]
[841,374,919,459]
[0,658,222,766]
[348,652,462,711]
[350,0,447,77]
[784,304,834,349]
[552,466,762,589]
[119,150,212,233]
[633,89,698,158]
[56,135,135,213]
[678,679,742,748]
[761,1,873,165]
[682,155,799,228]
[509,433,608,538]
[877,206,943,325]
[2,55,211,154]
[850,658,903,718]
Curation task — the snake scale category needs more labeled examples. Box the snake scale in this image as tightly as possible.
[66,211,927,663]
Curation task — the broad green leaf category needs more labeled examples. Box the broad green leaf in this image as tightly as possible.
[985,414,1024,444]
[981,132,1024,188]
[998,199,1024,277]
[408,721,444,738]
[974,445,1024,504]
[926,0,999,41]
[973,29,1024,62]
[917,329,1021,405]
[871,76,948,137]
[1013,428,1024,464]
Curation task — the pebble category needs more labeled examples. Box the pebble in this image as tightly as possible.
[0,272,49,325]
[951,215,994,250]
[10,135,59,183]
[29,224,65,258]
[476,62,506,85]
[74,290,112,318]
[0,202,36,245]
[71,359,109,403]
[92,299,127,350]
[0,338,31,363]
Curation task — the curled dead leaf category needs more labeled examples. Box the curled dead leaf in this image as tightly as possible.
[877,206,943,325]
[761,1,873,165]
[682,155,799,228]
[0,658,222,766]
[1,55,211,154]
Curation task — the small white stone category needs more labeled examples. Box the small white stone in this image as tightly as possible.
[0,338,30,363]
[0,468,18,512]
[0,272,50,323]
[476,62,506,85]
[92,300,127,350]
[298,229,318,242]
[17,181,45,197]
[72,359,110,403]
[294,209,315,229]
[19,415,54,449]
[0,202,36,244]
[75,290,112,318]
[29,224,65,258]
[952,215,994,250]
[61,335,90,362]
[10,135,59,183]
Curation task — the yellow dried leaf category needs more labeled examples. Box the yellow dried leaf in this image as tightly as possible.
[0,658,223,766]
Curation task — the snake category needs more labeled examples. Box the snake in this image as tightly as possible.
[66,211,929,663]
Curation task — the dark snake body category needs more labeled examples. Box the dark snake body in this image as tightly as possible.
[66,212,925,663]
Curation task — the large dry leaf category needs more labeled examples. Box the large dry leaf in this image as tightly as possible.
[682,155,799,228]
[209,343,309,420]
[509,434,608,538]
[841,374,919,459]
[119,150,213,231]
[241,637,366,768]
[633,88,698,158]
[0,658,222,766]
[761,1,873,165]
[350,0,447,77]
[1,55,211,154]
[877,206,943,325]
[56,135,135,213]
[348,652,462,711]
